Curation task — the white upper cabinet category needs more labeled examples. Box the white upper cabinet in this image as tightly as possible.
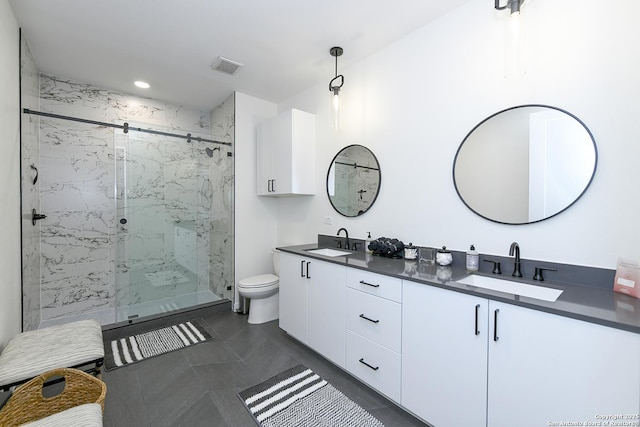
[256,108,315,196]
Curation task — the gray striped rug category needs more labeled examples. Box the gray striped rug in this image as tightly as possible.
[238,364,384,427]
[104,320,212,370]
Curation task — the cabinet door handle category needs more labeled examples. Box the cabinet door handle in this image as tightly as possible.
[300,260,305,277]
[359,358,379,371]
[270,179,275,192]
[306,261,311,279]
[359,314,380,324]
[475,304,481,336]
[359,280,380,288]
[267,179,271,192]
[493,308,500,342]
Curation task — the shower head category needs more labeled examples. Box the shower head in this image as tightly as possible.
[205,147,220,158]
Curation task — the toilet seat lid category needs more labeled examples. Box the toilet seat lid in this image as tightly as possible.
[239,274,279,287]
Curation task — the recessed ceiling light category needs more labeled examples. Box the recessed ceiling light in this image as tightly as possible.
[134,81,150,89]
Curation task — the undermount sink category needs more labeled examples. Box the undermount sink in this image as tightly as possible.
[305,248,352,257]
[456,274,563,302]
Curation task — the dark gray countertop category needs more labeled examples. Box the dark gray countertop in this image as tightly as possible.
[277,244,640,334]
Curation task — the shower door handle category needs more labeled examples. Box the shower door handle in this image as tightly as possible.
[31,209,46,226]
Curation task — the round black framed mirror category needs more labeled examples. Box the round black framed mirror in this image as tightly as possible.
[453,105,597,225]
[327,145,381,217]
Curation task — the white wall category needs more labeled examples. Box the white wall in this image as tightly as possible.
[234,92,277,310]
[0,0,22,347]
[275,0,640,269]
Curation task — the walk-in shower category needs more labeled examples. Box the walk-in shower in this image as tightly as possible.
[112,120,232,322]
[20,36,234,330]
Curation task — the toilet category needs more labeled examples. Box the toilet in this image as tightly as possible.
[237,249,280,324]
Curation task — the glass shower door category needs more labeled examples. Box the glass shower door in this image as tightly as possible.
[114,125,210,321]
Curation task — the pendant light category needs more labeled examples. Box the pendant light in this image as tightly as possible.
[495,0,526,79]
[329,47,344,131]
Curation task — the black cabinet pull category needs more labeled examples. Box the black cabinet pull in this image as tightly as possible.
[306,261,311,279]
[493,308,500,342]
[300,260,305,277]
[475,304,481,336]
[359,314,380,324]
[359,358,379,371]
[359,280,380,288]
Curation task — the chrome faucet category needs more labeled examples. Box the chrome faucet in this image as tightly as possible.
[337,228,350,250]
[509,242,522,277]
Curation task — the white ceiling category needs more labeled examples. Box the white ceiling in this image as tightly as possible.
[9,0,469,110]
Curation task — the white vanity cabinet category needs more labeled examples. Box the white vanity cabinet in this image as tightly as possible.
[402,281,489,426]
[256,108,315,196]
[278,252,346,367]
[402,280,640,427]
[487,301,640,427]
[345,269,402,402]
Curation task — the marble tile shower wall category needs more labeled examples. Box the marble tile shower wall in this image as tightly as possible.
[20,36,41,331]
[34,74,232,324]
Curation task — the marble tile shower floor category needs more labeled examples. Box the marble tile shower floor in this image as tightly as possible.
[101,302,428,427]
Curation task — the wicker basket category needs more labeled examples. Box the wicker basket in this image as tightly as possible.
[0,368,106,426]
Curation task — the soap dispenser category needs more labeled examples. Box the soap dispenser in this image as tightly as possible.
[365,232,373,254]
[466,244,479,271]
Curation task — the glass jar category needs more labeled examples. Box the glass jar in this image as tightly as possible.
[436,246,453,266]
[404,242,418,260]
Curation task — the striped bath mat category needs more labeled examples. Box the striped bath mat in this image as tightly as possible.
[238,364,384,427]
[104,320,212,370]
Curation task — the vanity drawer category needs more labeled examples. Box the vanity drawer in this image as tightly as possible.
[346,268,402,302]
[346,330,401,403]
[346,288,401,353]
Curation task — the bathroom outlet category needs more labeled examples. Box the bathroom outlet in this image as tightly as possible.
[324,216,333,225]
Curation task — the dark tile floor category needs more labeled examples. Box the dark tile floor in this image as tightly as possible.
[101,301,429,427]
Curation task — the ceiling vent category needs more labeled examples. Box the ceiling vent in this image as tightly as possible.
[211,56,243,75]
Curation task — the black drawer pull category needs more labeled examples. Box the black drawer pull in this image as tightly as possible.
[359,314,380,324]
[359,280,380,288]
[475,304,480,336]
[300,260,305,277]
[494,308,500,342]
[359,358,379,371]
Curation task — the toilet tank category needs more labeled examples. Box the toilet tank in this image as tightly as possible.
[272,248,280,276]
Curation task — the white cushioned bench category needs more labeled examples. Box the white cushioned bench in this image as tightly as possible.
[21,403,103,427]
[0,320,104,391]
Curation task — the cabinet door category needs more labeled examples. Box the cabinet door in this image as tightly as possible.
[256,116,287,195]
[278,252,308,342]
[256,109,314,196]
[488,301,640,427]
[307,260,346,367]
[402,281,489,427]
